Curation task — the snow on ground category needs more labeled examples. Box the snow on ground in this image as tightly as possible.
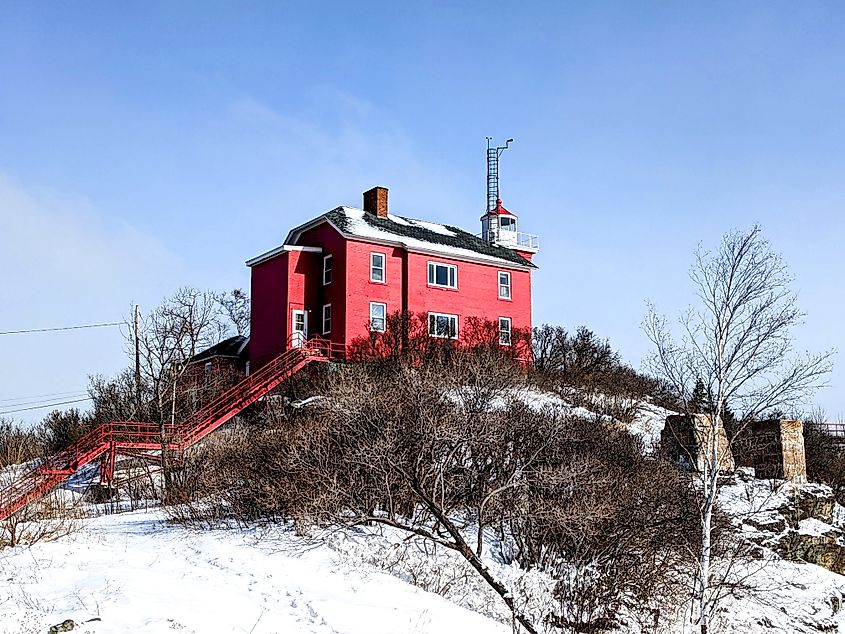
[627,400,673,452]
[4,501,845,634]
[0,510,509,634]
[706,556,845,633]
[712,473,845,633]
[3,392,844,634]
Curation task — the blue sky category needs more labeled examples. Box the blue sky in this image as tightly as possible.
[1,2,843,422]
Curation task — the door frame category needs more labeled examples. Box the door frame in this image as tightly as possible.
[291,309,308,347]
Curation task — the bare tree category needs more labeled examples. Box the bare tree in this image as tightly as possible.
[218,289,250,336]
[125,287,233,496]
[644,225,833,633]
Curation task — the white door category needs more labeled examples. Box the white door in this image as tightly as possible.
[291,310,308,347]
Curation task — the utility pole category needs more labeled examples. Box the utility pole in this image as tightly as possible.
[134,304,141,416]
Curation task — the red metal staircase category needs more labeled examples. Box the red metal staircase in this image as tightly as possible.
[0,339,340,522]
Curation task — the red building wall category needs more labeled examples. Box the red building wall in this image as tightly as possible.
[343,239,405,342]
[403,252,532,339]
[249,253,288,367]
[298,224,348,347]
[250,221,534,364]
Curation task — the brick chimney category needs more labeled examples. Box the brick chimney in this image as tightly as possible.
[363,186,389,218]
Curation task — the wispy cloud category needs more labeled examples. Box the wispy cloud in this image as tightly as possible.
[0,171,185,423]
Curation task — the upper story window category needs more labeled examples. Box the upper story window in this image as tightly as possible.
[370,252,385,283]
[500,216,516,231]
[370,302,386,332]
[323,254,333,286]
[428,262,457,289]
[322,304,332,335]
[499,317,512,345]
[498,271,511,299]
[429,312,458,339]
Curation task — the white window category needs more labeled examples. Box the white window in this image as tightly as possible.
[499,317,512,345]
[498,271,511,299]
[323,254,333,285]
[370,302,386,332]
[427,262,457,288]
[370,252,385,283]
[322,304,332,335]
[428,312,458,339]
[500,216,516,231]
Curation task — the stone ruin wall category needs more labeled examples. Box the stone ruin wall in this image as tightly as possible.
[661,415,807,483]
[662,414,735,473]
[732,419,807,483]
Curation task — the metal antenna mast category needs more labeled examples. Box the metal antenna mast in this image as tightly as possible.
[486,137,513,212]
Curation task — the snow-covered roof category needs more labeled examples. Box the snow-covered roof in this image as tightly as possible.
[283,206,536,269]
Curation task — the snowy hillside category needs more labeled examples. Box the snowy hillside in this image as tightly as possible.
[0,510,508,634]
[3,393,845,634]
[3,498,845,634]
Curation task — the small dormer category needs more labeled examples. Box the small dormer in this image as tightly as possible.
[480,198,539,255]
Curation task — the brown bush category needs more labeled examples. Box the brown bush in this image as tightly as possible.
[0,420,83,549]
[531,325,681,425]
[0,419,42,468]
[804,423,845,501]
[170,349,698,632]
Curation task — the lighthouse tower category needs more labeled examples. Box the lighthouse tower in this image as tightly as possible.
[480,138,539,258]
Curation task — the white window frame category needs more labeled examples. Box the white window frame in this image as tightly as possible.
[428,312,459,340]
[499,317,512,346]
[427,261,457,289]
[370,302,387,332]
[498,271,512,299]
[322,254,333,286]
[322,303,332,335]
[500,216,517,231]
[370,252,386,283]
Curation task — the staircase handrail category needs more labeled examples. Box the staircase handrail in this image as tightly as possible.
[1,338,336,520]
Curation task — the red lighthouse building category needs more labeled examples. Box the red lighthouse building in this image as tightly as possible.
[246,184,539,368]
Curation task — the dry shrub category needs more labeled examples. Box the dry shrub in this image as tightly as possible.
[532,325,680,419]
[804,423,845,501]
[347,311,531,367]
[164,429,255,528]
[507,416,699,632]
[174,349,699,632]
[0,419,42,467]
[0,487,84,549]
[0,420,84,549]
[35,408,96,454]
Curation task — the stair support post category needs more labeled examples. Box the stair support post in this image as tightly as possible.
[101,441,116,486]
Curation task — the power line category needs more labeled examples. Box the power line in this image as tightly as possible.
[0,389,89,404]
[0,396,92,416]
[0,392,88,408]
[0,321,125,336]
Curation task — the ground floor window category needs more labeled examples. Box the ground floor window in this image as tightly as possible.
[428,312,458,339]
[499,317,512,345]
[370,302,386,332]
[322,304,332,334]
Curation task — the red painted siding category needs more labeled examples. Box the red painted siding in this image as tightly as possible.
[343,240,405,342]
[403,252,532,340]
[250,217,534,361]
[297,223,348,347]
[249,253,288,367]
